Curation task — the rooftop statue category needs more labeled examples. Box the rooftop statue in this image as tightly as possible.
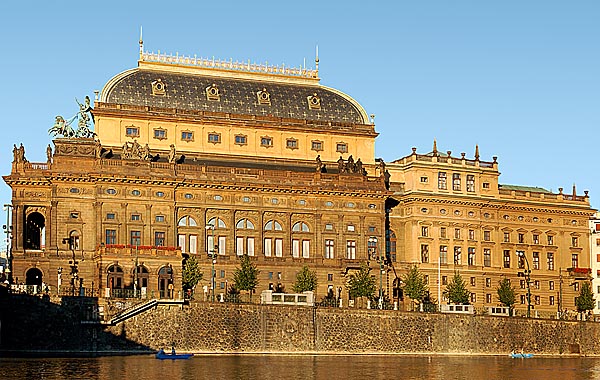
[49,96,96,139]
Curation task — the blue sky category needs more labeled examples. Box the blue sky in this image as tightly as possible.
[0,1,598,220]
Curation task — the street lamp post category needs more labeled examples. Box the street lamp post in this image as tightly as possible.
[3,204,13,284]
[206,225,216,302]
[516,251,532,318]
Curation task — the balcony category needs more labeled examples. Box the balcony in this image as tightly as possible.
[566,267,592,280]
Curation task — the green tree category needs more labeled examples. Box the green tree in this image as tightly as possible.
[293,265,318,293]
[232,254,260,300]
[182,256,203,293]
[575,281,595,314]
[346,262,376,307]
[444,272,470,305]
[402,265,428,309]
[496,278,516,315]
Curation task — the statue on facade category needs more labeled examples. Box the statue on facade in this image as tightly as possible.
[142,144,151,161]
[346,155,355,172]
[46,144,53,163]
[315,155,323,172]
[18,143,26,163]
[355,158,363,175]
[49,96,95,138]
[168,144,176,163]
[337,156,345,173]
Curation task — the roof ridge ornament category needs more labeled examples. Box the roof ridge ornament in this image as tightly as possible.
[139,48,319,80]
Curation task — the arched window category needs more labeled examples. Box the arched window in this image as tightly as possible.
[178,216,197,227]
[135,265,149,289]
[236,218,255,229]
[264,220,284,257]
[158,265,174,299]
[107,265,124,290]
[206,217,227,256]
[69,230,80,250]
[25,212,45,250]
[207,217,227,229]
[264,220,283,231]
[236,219,256,256]
[292,221,310,258]
[292,222,310,232]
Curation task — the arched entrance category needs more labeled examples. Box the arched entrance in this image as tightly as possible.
[25,268,43,286]
[107,264,124,296]
[25,212,45,250]
[158,265,173,299]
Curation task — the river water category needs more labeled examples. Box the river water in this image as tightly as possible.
[1,355,598,380]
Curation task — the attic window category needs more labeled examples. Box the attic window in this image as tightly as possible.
[257,88,271,105]
[125,126,139,138]
[206,84,221,101]
[151,79,166,96]
[286,138,298,150]
[307,93,321,110]
[153,128,167,140]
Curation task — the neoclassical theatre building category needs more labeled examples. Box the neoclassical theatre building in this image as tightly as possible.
[3,45,595,315]
[4,45,389,301]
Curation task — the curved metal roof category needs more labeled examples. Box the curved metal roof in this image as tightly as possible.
[101,68,369,124]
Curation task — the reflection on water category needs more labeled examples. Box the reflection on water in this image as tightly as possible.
[0,355,597,380]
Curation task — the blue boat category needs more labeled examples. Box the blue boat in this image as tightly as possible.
[510,352,534,359]
[155,349,194,360]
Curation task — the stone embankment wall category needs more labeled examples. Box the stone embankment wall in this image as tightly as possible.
[107,302,600,355]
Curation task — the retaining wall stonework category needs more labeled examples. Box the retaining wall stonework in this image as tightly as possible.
[107,302,600,355]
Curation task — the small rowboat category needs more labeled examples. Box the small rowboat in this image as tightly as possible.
[155,349,194,360]
[510,352,534,359]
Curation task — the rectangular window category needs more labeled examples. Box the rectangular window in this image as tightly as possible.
[347,225,355,232]
[105,229,116,245]
[520,295,526,304]
[486,294,492,303]
[486,278,491,287]
[454,246,461,265]
[547,252,554,270]
[439,245,448,264]
[155,215,165,223]
[517,251,525,269]
[520,280,526,289]
[264,238,272,257]
[327,273,333,281]
[154,231,165,247]
[130,230,141,246]
[421,244,429,263]
[533,234,539,244]
[503,232,510,243]
[234,135,247,145]
[325,223,333,231]
[421,226,429,237]
[302,240,310,258]
[325,239,335,259]
[572,254,579,268]
[483,230,491,241]
[189,235,197,254]
[287,139,298,149]
[275,238,283,257]
[470,293,476,304]
[311,141,323,151]
[346,240,356,259]
[247,237,255,256]
[452,173,461,191]
[438,172,447,190]
[470,277,476,286]
[107,213,116,220]
[420,176,428,183]
[218,236,226,255]
[336,143,348,153]
[468,229,475,240]
[131,214,141,221]
[440,227,447,239]
[178,234,186,253]
[208,133,221,143]
[484,248,491,267]
[483,182,490,189]
[534,280,540,289]
[518,233,525,244]
[503,250,511,268]
[126,126,139,137]
[424,275,429,284]
[442,276,448,285]
[466,175,475,192]
[292,239,300,258]
[454,228,461,239]
[468,247,475,266]
[532,252,540,270]
[237,237,244,256]
[153,128,166,140]
[549,296,555,306]
[261,137,273,147]
[181,131,194,141]
[548,235,554,245]
[549,281,554,291]
[572,236,578,247]
[534,295,540,305]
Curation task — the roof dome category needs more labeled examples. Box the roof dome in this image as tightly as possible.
[100,61,369,125]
